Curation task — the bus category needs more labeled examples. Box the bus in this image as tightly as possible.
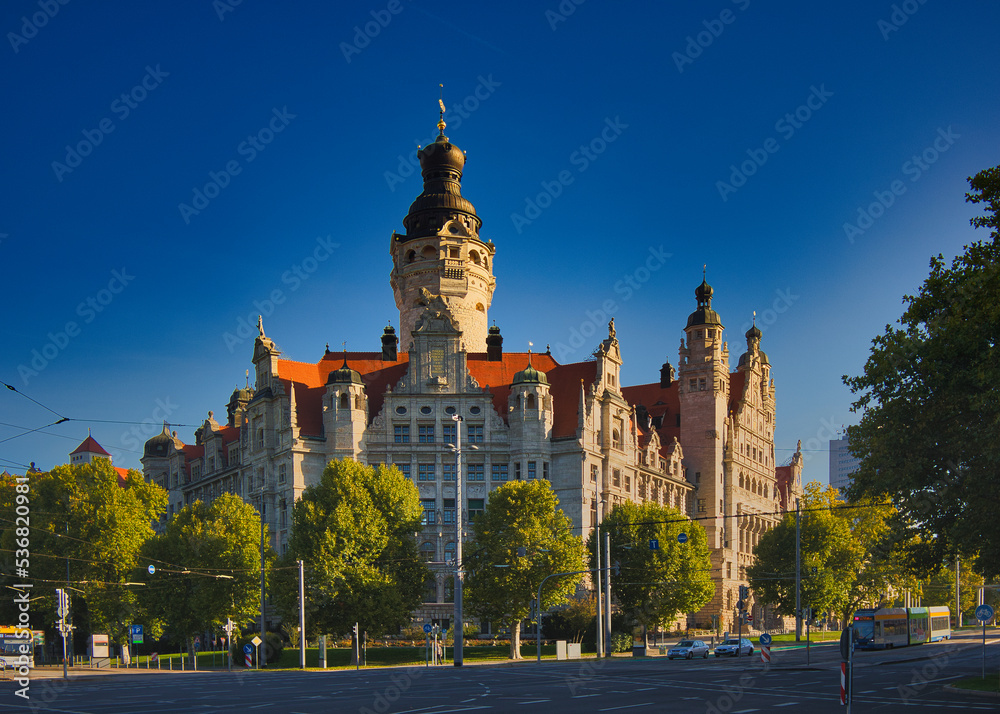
[0,627,44,668]
[853,607,951,649]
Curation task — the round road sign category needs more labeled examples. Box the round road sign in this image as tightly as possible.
[243,644,253,655]
[759,633,772,646]
[147,565,155,575]
[423,623,433,634]
[677,532,688,544]
[975,604,994,622]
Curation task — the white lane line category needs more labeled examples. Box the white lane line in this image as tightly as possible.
[598,704,654,712]
[517,701,549,705]
[774,704,799,708]
[573,693,600,698]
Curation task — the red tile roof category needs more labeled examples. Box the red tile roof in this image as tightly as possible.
[114,467,129,487]
[275,351,598,440]
[621,381,681,444]
[71,435,111,456]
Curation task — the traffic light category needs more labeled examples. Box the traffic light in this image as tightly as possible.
[738,584,749,601]
[55,588,68,618]
[352,623,359,638]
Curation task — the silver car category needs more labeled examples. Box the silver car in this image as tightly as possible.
[667,639,710,659]
[714,637,754,657]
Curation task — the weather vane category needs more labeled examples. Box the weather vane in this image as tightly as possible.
[437,83,447,135]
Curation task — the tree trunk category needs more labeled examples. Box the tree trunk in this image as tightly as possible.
[510,622,522,660]
[189,636,197,670]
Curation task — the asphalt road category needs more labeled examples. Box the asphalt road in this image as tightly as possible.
[2,633,998,713]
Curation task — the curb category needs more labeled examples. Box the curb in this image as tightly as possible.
[942,684,1000,699]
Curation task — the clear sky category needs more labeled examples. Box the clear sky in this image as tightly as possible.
[3,1,998,483]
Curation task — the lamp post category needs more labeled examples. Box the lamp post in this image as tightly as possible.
[450,414,471,667]
[594,482,604,659]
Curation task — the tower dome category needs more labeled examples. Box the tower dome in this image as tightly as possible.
[687,277,722,328]
[327,354,363,385]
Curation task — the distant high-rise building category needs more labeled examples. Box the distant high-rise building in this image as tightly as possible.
[829,436,860,492]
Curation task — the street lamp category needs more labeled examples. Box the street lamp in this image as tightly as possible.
[448,414,478,667]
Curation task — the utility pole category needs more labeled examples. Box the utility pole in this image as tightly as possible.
[452,414,465,667]
[595,483,603,659]
[795,498,801,642]
[298,559,306,669]
[955,557,961,628]
[604,532,612,656]
[259,490,267,667]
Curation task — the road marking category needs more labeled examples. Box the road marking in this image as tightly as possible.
[573,694,600,698]
[773,704,798,708]
[517,700,549,705]
[634,687,655,691]
[598,704,654,712]
[733,710,759,713]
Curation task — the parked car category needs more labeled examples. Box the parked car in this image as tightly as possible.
[714,637,754,657]
[666,639,710,659]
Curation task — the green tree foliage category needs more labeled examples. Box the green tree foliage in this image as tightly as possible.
[748,482,869,623]
[463,479,586,659]
[271,459,426,645]
[591,502,713,638]
[0,461,166,645]
[921,561,997,623]
[139,493,262,663]
[844,165,1000,577]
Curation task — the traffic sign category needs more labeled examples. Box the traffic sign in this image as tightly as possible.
[423,623,432,634]
[736,600,745,611]
[839,627,852,661]
[130,625,144,644]
[649,538,659,550]
[759,633,772,646]
[251,635,262,647]
[243,644,253,655]
[976,604,994,622]
[677,532,688,544]
[147,565,156,575]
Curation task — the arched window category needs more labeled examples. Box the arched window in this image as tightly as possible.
[339,393,349,409]
[526,394,536,409]
[612,429,621,449]
[469,250,481,265]
[421,245,436,259]
[406,250,416,263]
[444,541,456,564]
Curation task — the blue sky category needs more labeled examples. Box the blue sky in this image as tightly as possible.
[2,1,998,484]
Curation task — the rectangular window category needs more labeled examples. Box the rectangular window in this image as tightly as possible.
[527,461,537,480]
[697,498,706,513]
[418,425,435,443]
[543,462,549,480]
[625,475,631,492]
[468,463,485,481]
[418,463,436,481]
[590,464,598,482]
[421,498,435,525]
[398,463,411,480]
[278,464,286,484]
[491,463,509,481]
[208,457,215,473]
[228,445,239,466]
[192,464,201,481]
[442,463,456,481]
[689,379,697,391]
[394,425,410,443]
[468,498,484,521]
[515,462,522,480]
[468,425,484,443]
[699,378,707,391]
[612,469,621,488]
[279,499,287,529]
[695,471,701,483]
[442,498,455,524]
[442,423,456,444]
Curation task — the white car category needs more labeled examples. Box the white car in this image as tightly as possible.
[714,637,754,657]
[667,639,710,659]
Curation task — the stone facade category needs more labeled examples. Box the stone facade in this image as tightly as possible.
[141,116,802,632]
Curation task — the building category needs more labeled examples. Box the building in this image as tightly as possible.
[142,111,802,632]
[70,433,130,486]
[829,436,860,492]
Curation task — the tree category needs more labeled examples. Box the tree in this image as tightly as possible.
[0,461,166,648]
[463,479,586,659]
[271,459,426,651]
[748,482,864,624]
[844,165,1000,577]
[591,501,713,641]
[139,493,262,664]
